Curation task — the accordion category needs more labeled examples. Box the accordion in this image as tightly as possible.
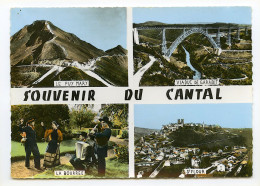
[75,141,90,160]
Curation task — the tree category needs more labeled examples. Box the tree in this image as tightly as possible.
[11,105,70,141]
[69,105,96,130]
[100,104,128,129]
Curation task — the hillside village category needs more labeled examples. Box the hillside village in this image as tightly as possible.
[135,119,251,178]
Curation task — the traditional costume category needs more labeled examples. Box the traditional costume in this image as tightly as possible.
[42,122,63,168]
[19,119,41,169]
[94,117,112,176]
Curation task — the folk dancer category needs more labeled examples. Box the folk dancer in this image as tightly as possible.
[41,121,63,168]
[18,119,41,170]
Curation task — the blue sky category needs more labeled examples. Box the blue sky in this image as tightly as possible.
[133,7,251,25]
[134,104,252,129]
[11,8,126,51]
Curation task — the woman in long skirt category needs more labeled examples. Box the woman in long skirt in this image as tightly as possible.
[41,121,63,168]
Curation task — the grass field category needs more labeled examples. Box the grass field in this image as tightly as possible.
[33,158,128,178]
[11,140,76,157]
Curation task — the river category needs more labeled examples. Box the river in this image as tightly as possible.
[182,46,201,80]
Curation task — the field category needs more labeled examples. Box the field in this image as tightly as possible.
[11,139,129,179]
[33,158,128,178]
[11,140,76,158]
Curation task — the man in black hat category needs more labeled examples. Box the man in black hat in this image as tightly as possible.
[18,119,41,170]
[92,116,112,176]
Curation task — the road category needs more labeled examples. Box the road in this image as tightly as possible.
[133,56,156,87]
[203,61,251,66]
[80,69,113,87]
[32,66,65,85]
[221,50,252,52]
[221,74,248,81]
[149,160,165,178]
[23,57,114,87]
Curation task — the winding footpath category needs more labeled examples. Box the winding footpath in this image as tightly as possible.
[32,65,65,85]
[133,56,156,87]
[45,21,68,57]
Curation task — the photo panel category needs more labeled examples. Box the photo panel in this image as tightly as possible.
[11,104,129,178]
[10,8,128,88]
[133,7,252,86]
[134,104,252,178]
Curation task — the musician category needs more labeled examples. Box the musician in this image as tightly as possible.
[18,119,41,170]
[92,116,112,176]
[69,132,97,170]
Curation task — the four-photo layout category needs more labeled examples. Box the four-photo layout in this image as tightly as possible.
[9,7,253,179]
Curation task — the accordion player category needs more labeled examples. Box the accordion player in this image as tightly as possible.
[70,133,97,170]
[75,141,90,160]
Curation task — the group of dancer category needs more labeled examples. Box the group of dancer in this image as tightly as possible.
[19,119,63,170]
[18,116,112,176]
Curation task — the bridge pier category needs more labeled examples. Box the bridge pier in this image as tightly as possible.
[205,28,208,34]
[226,28,231,46]
[133,28,140,45]
[245,27,248,36]
[162,28,167,55]
[236,27,240,40]
[216,48,222,56]
[216,28,221,48]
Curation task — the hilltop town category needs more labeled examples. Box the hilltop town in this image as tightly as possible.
[135,119,252,178]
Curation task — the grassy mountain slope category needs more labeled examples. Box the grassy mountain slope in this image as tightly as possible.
[11,20,106,66]
[135,127,160,140]
[106,45,127,55]
[94,55,128,86]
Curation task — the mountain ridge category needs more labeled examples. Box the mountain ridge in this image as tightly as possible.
[106,45,127,55]
[11,20,106,66]
[10,20,128,87]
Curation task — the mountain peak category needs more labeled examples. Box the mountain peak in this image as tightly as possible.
[106,45,127,55]
[11,20,106,66]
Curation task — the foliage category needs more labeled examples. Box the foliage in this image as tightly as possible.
[111,130,118,137]
[168,127,249,151]
[121,130,128,139]
[11,66,51,88]
[238,161,252,177]
[108,141,117,149]
[213,171,226,177]
[11,105,70,141]
[114,145,129,163]
[69,105,96,130]
[200,156,211,168]
[100,104,128,129]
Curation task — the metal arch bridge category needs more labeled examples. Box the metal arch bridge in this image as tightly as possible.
[133,25,251,58]
[163,27,219,58]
